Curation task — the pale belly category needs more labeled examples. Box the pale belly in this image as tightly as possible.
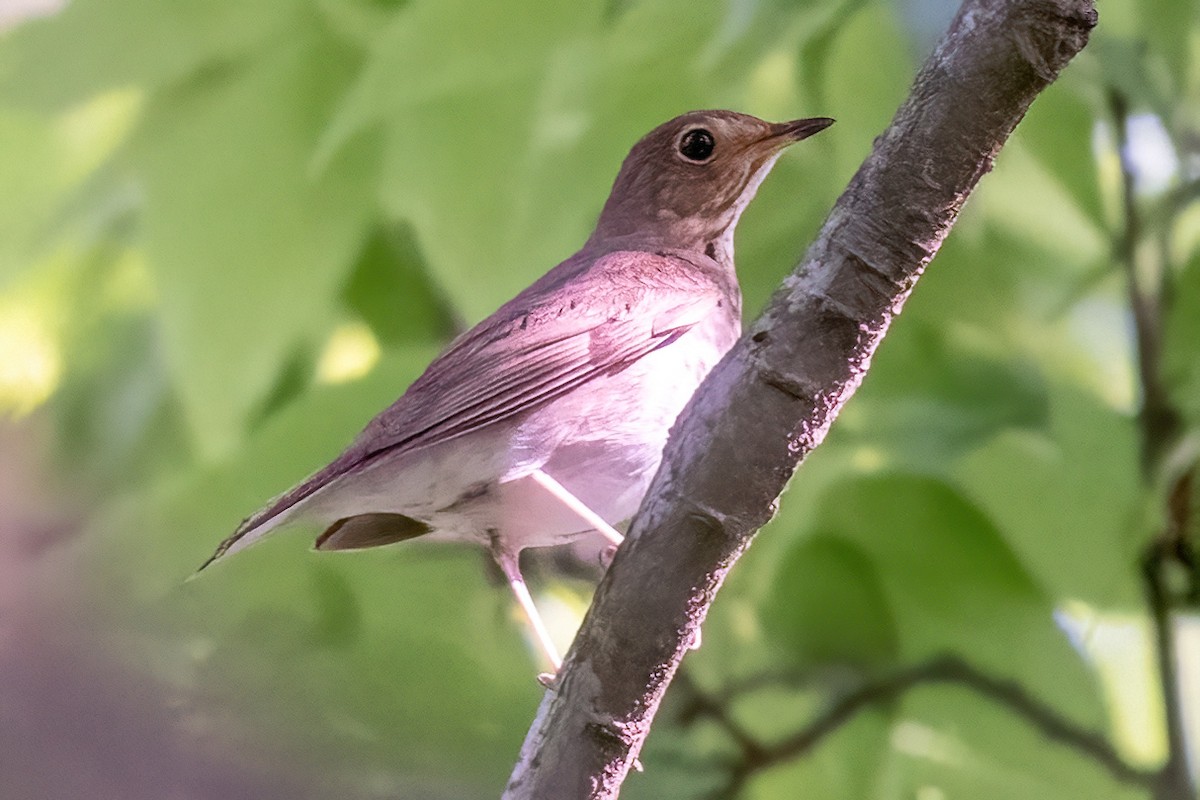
[481,314,735,550]
[307,313,736,552]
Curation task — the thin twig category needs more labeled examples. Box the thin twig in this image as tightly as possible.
[1108,89,1182,474]
[1142,471,1198,800]
[672,670,768,764]
[682,656,1159,794]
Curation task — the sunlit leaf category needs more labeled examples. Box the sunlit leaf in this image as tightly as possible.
[0,109,63,284]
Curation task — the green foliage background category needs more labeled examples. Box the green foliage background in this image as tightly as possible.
[0,0,1196,797]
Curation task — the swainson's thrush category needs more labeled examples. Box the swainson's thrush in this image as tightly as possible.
[201,110,833,669]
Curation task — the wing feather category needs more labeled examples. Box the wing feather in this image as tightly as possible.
[202,250,728,565]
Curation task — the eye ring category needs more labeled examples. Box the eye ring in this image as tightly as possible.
[677,128,716,162]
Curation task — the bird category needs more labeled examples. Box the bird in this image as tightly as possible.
[199,110,834,671]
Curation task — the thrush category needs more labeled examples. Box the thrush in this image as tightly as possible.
[200,110,833,670]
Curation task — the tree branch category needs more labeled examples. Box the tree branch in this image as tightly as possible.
[504,1,1097,796]
[679,657,1158,796]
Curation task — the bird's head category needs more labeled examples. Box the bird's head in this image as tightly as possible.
[589,110,833,257]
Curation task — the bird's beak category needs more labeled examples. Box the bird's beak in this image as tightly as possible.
[765,116,836,146]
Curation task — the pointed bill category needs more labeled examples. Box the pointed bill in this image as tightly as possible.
[768,116,836,144]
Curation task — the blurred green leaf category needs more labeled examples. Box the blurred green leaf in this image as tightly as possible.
[1018,81,1106,229]
[0,0,298,110]
[744,708,892,800]
[128,17,377,456]
[313,0,412,48]
[306,560,362,649]
[1165,251,1200,425]
[978,139,1109,268]
[1140,0,1196,92]
[343,222,461,345]
[880,688,1149,800]
[0,90,141,286]
[810,474,1105,724]
[820,2,913,181]
[764,536,900,670]
[796,0,874,112]
[955,382,1142,606]
[179,551,537,795]
[1088,38,1173,122]
[53,309,187,485]
[247,344,317,429]
[0,108,61,283]
[837,318,1048,467]
[315,0,611,324]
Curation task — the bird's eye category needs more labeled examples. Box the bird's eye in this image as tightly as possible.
[678,128,715,162]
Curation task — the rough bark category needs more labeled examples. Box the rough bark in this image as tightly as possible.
[503,0,1098,796]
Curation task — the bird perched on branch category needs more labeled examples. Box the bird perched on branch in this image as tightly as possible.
[200,110,833,671]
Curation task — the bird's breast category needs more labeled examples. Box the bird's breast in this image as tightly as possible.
[506,305,740,527]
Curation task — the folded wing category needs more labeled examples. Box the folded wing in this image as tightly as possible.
[201,250,726,566]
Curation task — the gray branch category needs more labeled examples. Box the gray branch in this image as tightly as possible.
[503,0,1097,797]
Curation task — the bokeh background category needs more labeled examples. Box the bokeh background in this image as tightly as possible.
[1,0,1198,797]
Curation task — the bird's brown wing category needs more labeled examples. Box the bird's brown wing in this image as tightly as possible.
[201,250,727,566]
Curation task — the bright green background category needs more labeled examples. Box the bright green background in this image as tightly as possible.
[0,0,1196,797]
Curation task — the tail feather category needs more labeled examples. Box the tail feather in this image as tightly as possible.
[314,513,432,550]
[195,450,365,573]
[195,509,290,573]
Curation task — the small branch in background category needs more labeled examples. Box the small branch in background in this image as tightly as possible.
[677,656,1159,797]
[1142,467,1198,800]
[1164,470,1198,605]
[1108,87,1197,800]
[1107,89,1182,475]
[672,671,769,767]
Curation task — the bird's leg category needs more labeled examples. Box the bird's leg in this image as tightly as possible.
[491,545,562,673]
[529,469,624,547]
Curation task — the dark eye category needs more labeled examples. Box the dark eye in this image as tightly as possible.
[678,128,715,162]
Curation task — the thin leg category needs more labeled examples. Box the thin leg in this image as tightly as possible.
[530,469,624,547]
[493,547,562,671]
